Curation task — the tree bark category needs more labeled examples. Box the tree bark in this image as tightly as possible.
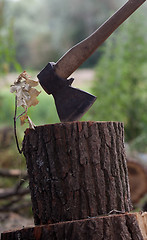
[1,212,145,240]
[22,121,132,225]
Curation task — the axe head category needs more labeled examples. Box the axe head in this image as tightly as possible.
[37,62,96,122]
[53,86,96,122]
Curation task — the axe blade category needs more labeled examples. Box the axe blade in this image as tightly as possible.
[53,86,96,122]
[37,62,96,122]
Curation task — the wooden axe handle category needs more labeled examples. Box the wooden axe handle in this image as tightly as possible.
[55,0,146,79]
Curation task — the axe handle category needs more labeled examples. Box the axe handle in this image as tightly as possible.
[54,0,146,79]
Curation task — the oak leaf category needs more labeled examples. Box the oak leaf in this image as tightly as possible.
[10,71,40,129]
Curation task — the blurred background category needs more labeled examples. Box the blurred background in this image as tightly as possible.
[0,0,147,233]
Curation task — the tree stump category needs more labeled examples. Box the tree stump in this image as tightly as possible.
[22,121,132,225]
[1,121,145,239]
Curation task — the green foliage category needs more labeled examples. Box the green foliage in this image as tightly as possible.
[130,134,147,153]
[1,0,147,70]
[0,1,22,74]
[0,90,14,125]
[0,87,60,127]
[6,0,123,70]
[89,14,147,142]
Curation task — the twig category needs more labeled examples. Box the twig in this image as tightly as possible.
[15,177,28,192]
[16,107,28,120]
[0,198,31,212]
[0,196,23,209]
[108,209,125,215]
[0,187,30,199]
[0,169,27,178]
[14,96,23,154]
[10,202,32,213]
[0,201,32,212]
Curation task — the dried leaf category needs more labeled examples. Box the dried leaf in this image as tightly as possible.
[10,85,17,93]
[27,88,41,107]
[26,79,38,87]
[10,71,40,109]
[10,71,40,129]
[20,113,28,125]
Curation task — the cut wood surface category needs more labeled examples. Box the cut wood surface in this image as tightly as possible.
[22,121,132,225]
[1,212,145,240]
[127,158,147,204]
[136,212,147,239]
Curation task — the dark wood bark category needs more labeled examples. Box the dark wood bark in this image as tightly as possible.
[1,212,144,240]
[22,121,132,225]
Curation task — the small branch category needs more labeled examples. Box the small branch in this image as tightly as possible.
[7,201,32,213]
[0,187,30,200]
[0,169,27,178]
[0,196,23,209]
[0,199,31,212]
[15,178,28,192]
[108,209,125,215]
[14,96,23,154]
[0,174,29,200]
[16,106,28,120]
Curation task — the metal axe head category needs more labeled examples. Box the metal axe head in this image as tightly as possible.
[37,62,96,122]
[54,87,96,122]
[37,0,146,122]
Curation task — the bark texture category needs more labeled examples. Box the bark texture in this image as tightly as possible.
[1,213,144,240]
[22,121,132,225]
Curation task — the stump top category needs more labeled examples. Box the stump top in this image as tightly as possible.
[24,121,124,134]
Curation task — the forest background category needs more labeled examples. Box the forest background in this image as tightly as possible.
[0,0,147,221]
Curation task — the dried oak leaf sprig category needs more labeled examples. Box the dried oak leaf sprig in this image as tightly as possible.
[10,71,41,153]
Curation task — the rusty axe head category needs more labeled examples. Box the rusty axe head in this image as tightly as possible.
[37,0,146,122]
[37,62,96,122]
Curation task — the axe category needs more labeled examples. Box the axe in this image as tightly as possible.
[37,0,146,122]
